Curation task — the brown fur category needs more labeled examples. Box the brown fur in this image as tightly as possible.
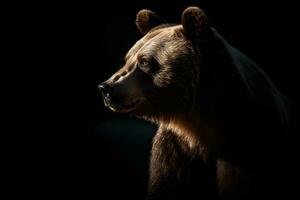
[99,6,291,200]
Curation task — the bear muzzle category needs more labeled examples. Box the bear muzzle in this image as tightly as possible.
[98,82,143,113]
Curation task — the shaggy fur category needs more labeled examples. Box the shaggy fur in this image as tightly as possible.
[99,7,291,200]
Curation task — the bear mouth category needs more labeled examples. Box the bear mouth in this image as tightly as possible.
[108,99,142,113]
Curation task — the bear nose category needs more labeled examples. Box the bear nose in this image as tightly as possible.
[98,83,111,97]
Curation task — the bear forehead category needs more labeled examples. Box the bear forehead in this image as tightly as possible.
[125,25,187,63]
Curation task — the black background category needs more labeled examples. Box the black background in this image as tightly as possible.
[9,0,299,199]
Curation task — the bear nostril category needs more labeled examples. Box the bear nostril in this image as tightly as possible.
[98,83,111,97]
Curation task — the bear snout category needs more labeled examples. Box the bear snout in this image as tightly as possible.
[98,81,141,112]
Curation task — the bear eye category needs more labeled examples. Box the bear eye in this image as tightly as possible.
[138,56,160,74]
[138,58,150,71]
[140,58,149,67]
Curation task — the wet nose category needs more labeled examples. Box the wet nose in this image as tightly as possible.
[98,83,111,97]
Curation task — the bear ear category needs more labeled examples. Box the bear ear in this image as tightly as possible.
[136,9,164,35]
[181,7,211,45]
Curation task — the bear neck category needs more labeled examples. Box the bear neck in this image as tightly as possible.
[159,109,220,154]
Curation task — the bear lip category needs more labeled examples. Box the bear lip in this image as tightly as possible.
[108,98,142,113]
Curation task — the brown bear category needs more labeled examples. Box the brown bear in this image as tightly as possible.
[99,7,291,200]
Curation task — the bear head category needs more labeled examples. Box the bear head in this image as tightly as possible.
[99,7,213,122]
